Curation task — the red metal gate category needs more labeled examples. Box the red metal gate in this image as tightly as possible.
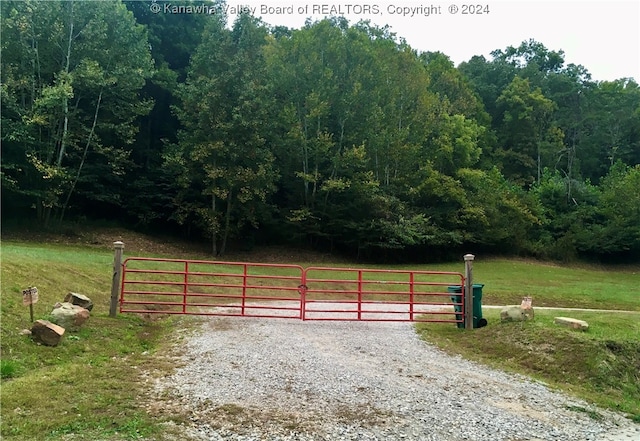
[119,257,465,324]
[301,267,464,322]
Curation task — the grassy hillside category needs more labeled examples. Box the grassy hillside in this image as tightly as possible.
[1,230,639,440]
[0,240,185,440]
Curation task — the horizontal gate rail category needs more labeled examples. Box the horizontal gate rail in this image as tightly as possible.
[302,267,465,323]
[118,255,467,325]
[120,257,305,319]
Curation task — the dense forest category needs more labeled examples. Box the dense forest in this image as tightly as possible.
[2,0,639,261]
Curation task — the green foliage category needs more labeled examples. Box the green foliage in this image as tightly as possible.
[582,163,640,254]
[530,169,599,259]
[1,0,153,223]
[496,76,561,185]
[581,79,640,181]
[491,38,566,74]
[2,7,639,262]
[170,12,278,255]
[528,164,640,258]
[457,167,542,251]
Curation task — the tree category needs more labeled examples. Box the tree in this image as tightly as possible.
[265,19,457,252]
[420,51,491,125]
[457,167,542,252]
[495,76,562,186]
[1,0,153,223]
[458,54,517,124]
[122,1,211,228]
[491,39,565,77]
[584,163,640,255]
[531,168,599,260]
[542,64,594,200]
[170,12,278,255]
[579,79,640,181]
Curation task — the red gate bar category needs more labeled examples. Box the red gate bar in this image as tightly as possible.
[302,267,465,322]
[120,257,305,319]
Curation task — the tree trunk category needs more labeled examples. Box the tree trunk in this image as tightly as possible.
[59,89,103,223]
[537,139,541,184]
[56,1,74,169]
[302,141,309,206]
[212,193,217,256]
[219,189,233,256]
[374,150,379,181]
[36,199,44,222]
[567,128,577,203]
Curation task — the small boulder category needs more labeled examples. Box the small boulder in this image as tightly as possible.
[500,305,535,322]
[31,320,65,346]
[554,316,589,331]
[64,292,94,311]
[50,302,90,331]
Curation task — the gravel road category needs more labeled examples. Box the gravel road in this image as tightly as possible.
[151,306,639,441]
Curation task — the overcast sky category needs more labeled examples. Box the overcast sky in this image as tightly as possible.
[222,0,639,82]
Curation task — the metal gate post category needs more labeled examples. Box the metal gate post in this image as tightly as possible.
[183,261,189,314]
[409,272,415,321]
[299,269,307,320]
[357,270,363,320]
[110,241,124,317]
[242,264,248,316]
[464,254,475,330]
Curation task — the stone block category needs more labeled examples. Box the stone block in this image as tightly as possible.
[554,317,589,331]
[64,292,94,311]
[31,320,65,346]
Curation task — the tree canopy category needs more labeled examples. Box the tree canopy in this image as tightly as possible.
[2,2,639,261]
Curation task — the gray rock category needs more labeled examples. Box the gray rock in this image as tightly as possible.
[64,292,94,311]
[50,302,90,331]
[501,305,534,322]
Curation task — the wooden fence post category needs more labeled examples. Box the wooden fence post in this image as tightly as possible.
[109,241,124,318]
[464,254,475,330]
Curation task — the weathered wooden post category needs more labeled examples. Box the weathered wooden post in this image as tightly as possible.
[22,287,39,323]
[109,241,124,318]
[464,254,475,330]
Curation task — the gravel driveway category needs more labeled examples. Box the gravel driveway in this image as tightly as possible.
[151,306,639,441]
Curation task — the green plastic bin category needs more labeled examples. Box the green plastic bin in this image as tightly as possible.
[447,284,485,328]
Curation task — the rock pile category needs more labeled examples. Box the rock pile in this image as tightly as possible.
[30,292,93,346]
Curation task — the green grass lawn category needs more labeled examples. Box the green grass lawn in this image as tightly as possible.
[416,308,640,421]
[1,235,639,440]
[354,258,639,311]
[1,241,187,440]
[469,259,639,310]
